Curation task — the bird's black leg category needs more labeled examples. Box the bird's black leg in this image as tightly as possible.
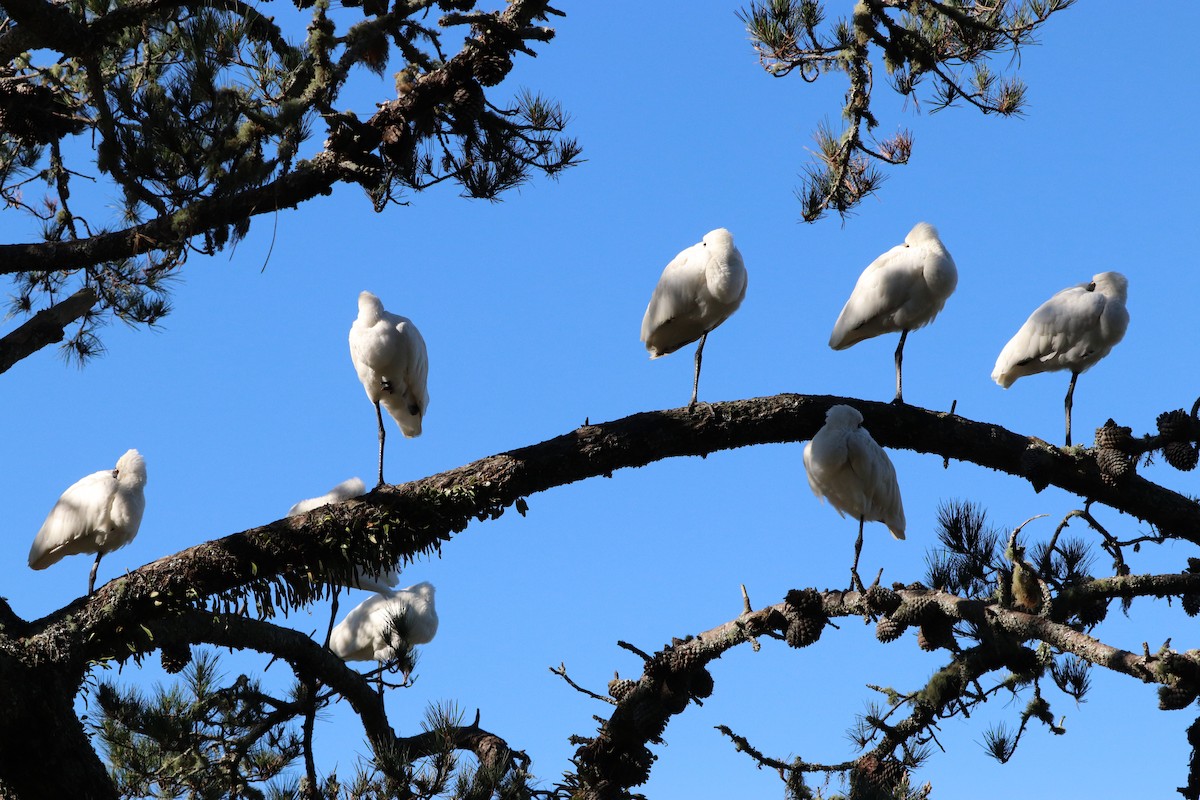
[88,553,102,596]
[851,518,866,593]
[689,332,708,410]
[324,587,341,648]
[893,329,909,404]
[1064,371,1079,447]
[375,401,387,487]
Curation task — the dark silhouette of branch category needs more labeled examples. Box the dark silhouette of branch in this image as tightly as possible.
[0,286,96,374]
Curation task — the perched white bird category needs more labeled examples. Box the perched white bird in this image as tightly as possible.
[641,228,748,408]
[349,291,429,487]
[28,449,148,595]
[330,582,438,665]
[286,477,400,594]
[992,271,1129,446]
[829,222,958,404]
[287,476,368,517]
[803,405,905,591]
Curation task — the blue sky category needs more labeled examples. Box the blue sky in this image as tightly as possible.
[5,2,1200,797]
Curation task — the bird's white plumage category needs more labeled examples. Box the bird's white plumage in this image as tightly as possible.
[287,477,367,517]
[329,582,438,662]
[349,291,429,437]
[803,406,905,539]
[992,271,1129,387]
[829,222,958,349]
[287,477,400,593]
[28,449,148,570]
[641,228,747,358]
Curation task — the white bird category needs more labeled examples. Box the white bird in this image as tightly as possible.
[349,291,429,487]
[829,222,958,404]
[286,477,400,593]
[287,476,367,517]
[28,449,148,595]
[330,582,438,668]
[992,271,1129,446]
[803,405,905,591]
[641,228,748,409]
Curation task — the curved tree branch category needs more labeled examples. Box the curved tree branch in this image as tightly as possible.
[17,394,1200,659]
[0,285,96,374]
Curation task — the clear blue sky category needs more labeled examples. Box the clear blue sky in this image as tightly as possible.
[5,2,1200,797]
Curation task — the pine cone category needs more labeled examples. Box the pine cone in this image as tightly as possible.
[1096,447,1132,483]
[1158,409,1191,439]
[864,585,902,615]
[1165,442,1199,472]
[474,53,513,87]
[159,642,192,675]
[1158,684,1198,711]
[875,616,905,643]
[1183,594,1200,618]
[452,81,485,118]
[918,619,954,651]
[894,595,933,625]
[784,614,825,648]
[784,588,823,616]
[608,678,636,702]
[1094,419,1133,451]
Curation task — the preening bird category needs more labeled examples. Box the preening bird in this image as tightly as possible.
[330,582,438,668]
[287,477,400,593]
[349,291,429,487]
[641,228,747,409]
[28,449,147,596]
[287,476,367,517]
[992,271,1129,446]
[803,405,905,591]
[829,222,958,404]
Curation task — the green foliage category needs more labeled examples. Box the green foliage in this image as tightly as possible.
[2,0,579,363]
[737,0,1075,220]
[94,649,306,799]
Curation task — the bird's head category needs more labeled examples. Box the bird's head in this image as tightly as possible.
[115,449,147,486]
[1091,271,1128,301]
[824,404,864,429]
[405,581,436,599]
[701,228,735,250]
[357,291,384,322]
[905,222,940,246]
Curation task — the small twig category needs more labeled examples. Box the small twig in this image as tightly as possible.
[741,584,753,614]
[549,663,616,706]
[617,640,653,662]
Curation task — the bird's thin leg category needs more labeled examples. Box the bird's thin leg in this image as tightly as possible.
[850,518,866,593]
[374,400,387,487]
[88,553,102,596]
[689,332,708,410]
[1064,371,1079,447]
[324,587,341,648]
[893,329,909,404]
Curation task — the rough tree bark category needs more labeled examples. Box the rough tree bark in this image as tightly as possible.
[0,393,1194,796]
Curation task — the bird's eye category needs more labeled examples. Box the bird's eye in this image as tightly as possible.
[1086,282,1096,291]
[112,469,119,478]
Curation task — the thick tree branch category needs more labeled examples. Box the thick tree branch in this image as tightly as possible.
[16,394,1200,660]
[0,285,96,374]
[0,154,345,275]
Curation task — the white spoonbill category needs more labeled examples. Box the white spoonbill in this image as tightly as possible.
[330,582,438,670]
[349,291,429,487]
[286,477,400,593]
[641,228,747,409]
[803,405,905,591]
[829,222,958,404]
[992,271,1129,446]
[28,449,147,595]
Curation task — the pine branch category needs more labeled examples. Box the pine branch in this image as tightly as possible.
[0,285,96,374]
